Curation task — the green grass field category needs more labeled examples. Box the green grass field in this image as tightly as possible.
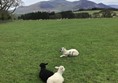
[75,10,101,14]
[0,18,118,83]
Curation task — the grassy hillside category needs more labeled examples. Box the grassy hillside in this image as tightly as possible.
[75,10,118,16]
[0,18,118,83]
[75,10,101,14]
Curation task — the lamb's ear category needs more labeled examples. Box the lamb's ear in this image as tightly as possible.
[45,63,48,65]
[62,47,65,49]
[55,66,59,69]
[62,47,66,50]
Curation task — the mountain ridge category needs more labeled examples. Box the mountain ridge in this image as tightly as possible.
[15,0,112,14]
[109,5,118,9]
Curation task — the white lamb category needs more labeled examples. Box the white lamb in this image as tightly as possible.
[60,47,79,57]
[47,66,65,83]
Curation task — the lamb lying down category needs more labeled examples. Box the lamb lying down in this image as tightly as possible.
[60,47,79,57]
[39,63,54,82]
[47,66,65,83]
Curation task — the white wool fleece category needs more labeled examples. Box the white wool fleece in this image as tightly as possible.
[47,66,65,83]
[60,47,79,57]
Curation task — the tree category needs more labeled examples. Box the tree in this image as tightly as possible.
[0,0,23,13]
[99,9,116,18]
[0,10,11,20]
[92,12,101,18]
[60,11,75,19]
[75,12,90,18]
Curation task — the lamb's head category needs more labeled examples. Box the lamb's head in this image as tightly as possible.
[60,47,67,54]
[39,63,48,69]
[55,66,65,74]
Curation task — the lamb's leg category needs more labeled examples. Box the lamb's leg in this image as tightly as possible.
[60,55,65,57]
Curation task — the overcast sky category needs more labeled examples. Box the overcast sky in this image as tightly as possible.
[22,0,118,6]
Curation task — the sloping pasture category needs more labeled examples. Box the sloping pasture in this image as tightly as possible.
[0,18,118,83]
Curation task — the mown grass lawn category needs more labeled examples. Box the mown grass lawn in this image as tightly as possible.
[0,18,118,83]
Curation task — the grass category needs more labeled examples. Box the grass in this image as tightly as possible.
[75,10,101,14]
[0,18,118,83]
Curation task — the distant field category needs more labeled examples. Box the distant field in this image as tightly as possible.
[0,18,118,83]
[75,10,118,16]
[114,11,118,15]
[75,10,100,14]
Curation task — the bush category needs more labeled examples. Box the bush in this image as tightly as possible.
[100,9,116,18]
[75,12,91,18]
[49,13,62,19]
[60,11,75,19]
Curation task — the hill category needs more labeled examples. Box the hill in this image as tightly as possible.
[15,0,111,14]
[109,5,118,9]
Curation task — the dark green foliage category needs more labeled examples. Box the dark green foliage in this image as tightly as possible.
[18,9,117,20]
[100,9,116,18]
[18,11,89,20]
[0,0,22,21]
[60,11,75,19]
[0,10,11,20]
[19,12,52,20]
[76,8,118,11]
[75,12,90,18]
[49,13,62,19]
[92,9,117,18]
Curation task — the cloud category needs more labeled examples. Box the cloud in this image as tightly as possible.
[22,0,118,6]
[22,0,48,5]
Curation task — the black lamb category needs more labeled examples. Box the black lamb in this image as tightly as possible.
[39,63,54,83]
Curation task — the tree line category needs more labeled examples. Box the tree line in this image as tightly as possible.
[0,0,118,21]
[18,9,117,20]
